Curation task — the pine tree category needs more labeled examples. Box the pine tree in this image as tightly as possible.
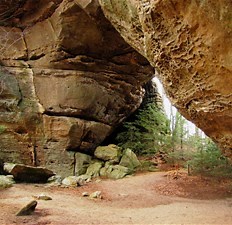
[172,112,187,151]
[116,103,171,155]
[187,139,232,178]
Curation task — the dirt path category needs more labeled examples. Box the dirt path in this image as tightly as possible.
[0,171,232,225]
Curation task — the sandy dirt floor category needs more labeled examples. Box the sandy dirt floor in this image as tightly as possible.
[0,171,232,225]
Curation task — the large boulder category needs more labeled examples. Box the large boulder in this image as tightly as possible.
[119,148,141,172]
[0,0,154,175]
[99,0,232,158]
[4,163,54,183]
[100,164,130,179]
[94,144,122,163]
[74,153,92,176]
[85,160,104,178]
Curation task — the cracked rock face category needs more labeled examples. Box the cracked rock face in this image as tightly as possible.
[99,0,232,158]
[0,0,154,176]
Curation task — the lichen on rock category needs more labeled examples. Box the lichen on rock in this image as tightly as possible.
[94,144,122,163]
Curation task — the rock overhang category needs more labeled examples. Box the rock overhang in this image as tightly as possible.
[0,0,154,175]
[99,0,232,158]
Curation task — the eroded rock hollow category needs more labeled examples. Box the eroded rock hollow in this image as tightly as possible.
[99,0,232,158]
[0,0,154,176]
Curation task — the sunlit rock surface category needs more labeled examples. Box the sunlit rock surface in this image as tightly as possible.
[99,0,232,158]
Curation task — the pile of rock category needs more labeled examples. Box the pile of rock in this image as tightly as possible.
[0,145,142,189]
[60,144,142,186]
[86,144,141,179]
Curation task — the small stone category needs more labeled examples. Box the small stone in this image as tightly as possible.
[47,175,62,186]
[86,178,91,183]
[95,179,102,183]
[0,175,15,189]
[77,174,92,183]
[16,200,37,216]
[82,192,89,197]
[89,191,102,199]
[119,193,129,197]
[33,193,52,201]
[61,175,89,187]
[62,176,80,187]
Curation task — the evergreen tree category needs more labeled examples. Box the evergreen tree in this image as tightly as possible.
[172,112,187,151]
[187,139,232,178]
[116,103,171,155]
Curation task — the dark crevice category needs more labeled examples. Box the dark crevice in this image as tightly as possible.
[17,86,23,107]
[56,49,136,64]
[185,99,195,110]
[29,53,45,60]
[73,153,76,176]
[57,47,76,58]
[32,145,37,166]
[43,111,112,127]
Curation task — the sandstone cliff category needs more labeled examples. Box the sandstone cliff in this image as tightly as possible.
[0,0,154,176]
[99,0,232,158]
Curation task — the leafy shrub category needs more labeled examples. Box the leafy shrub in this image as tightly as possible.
[188,140,232,178]
[166,149,193,168]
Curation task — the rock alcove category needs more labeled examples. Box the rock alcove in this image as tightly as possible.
[99,0,232,159]
[0,0,231,177]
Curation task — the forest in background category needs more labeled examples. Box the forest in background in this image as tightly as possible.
[114,80,232,179]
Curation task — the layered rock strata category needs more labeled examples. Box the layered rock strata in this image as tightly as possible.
[99,0,232,158]
[0,0,154,176]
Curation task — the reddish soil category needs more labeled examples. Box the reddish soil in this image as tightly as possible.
[0,171,232,225]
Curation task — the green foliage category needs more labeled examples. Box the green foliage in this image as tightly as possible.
[0,125,6,134]
[139,160,159,172]
[166,150,193,167]
[171,112,187,144]
[115,96,232,179]
[116,103,171,155]
[188,139,232,178]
